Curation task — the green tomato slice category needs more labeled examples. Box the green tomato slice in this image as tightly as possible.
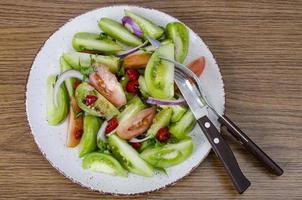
[108,134,154,177]
[145,43,175,99]
[79,115,102,157]
[140,138,193,168]
[47,75,69,125]
[82,152,127,177]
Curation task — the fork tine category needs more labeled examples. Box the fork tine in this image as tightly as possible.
[174,68,203,96]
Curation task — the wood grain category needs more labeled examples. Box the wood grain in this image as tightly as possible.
[0,0,301,199]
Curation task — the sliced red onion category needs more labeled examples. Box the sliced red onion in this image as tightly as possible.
[116,40,148,57]
[146,35,161,49]
[122,16,143,37]
[129,135,152,143]
[97,120,108,142]
[146,97,187,106]
[53,69,83,106]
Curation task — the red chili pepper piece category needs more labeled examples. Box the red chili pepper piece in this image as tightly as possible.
[156,127,171,142]
[131,142,142,150]
[105,117,119,134]
[126,69,139,81]
[126,80,139,93]
[74,129,83,140]
[84,95,98,106]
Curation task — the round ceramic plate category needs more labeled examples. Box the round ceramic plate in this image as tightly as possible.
[26,5,225,195]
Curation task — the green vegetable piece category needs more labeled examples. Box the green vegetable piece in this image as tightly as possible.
[75,82,119,118]
[138,139,156,153]
[169,110,196,139]
[170,105,187,123]
[63,52,121,73]
[138,75,149,97]
[72,32,123,54]
[79,115,102,157]
[166,22,189,63]
[120,75,135,101]
[108,134,154,177]
[125,10,164,39]
[93,55,121,73]
[60,56,76,97]
[97,139,107,152]
[47,75,69,125]
[98,18,142,47]
[62,52,92,70]
[120,75,128,90]
[117,96,146,124]
[82,152,128,177]
[145,43,175,99]
[147,108,172,136]
[140,138,193,168]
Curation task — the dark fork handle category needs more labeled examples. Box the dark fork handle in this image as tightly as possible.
[198,116,251,194]
[218,114,283,176]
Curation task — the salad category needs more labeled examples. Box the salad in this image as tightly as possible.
[47,10,206,177]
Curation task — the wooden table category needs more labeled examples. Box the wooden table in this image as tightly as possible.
[0,1,301,199]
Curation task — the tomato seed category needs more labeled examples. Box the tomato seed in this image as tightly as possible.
[74,129,83,140]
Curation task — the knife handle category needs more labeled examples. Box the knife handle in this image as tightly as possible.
[198,116,250,194]
[218,114,283,176]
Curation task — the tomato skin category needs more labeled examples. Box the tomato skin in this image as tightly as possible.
[123,53,151,69]
[73,79,82,90]
[89,66,126,107]
[117,107,156,140]
[187,56,206,77]
[66,96,83,147]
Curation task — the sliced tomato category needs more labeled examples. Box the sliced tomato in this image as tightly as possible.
[66,96,83,147]
[187,56,206,77]
[117,107,156,140]
[89,66,126,107]
[123,53,151,69]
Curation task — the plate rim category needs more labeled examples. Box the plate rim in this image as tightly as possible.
[25,5,225,196]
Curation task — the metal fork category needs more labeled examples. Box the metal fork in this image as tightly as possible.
[161,56,283,176]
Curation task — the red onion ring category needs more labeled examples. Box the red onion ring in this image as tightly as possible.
[116,40,148,57]
[122,16,143,37]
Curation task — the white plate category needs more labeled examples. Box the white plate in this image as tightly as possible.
[26,5,225,195]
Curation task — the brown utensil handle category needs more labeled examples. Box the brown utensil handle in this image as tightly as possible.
[218,114,283,176]
[198,116,251,194]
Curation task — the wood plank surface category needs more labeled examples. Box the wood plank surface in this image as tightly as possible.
[0,0,301,199]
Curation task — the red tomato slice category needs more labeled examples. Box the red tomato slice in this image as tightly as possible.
[66,96,83,147]
[117,107,156,140]
[187,56,206,77]
[89,66,126,107]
